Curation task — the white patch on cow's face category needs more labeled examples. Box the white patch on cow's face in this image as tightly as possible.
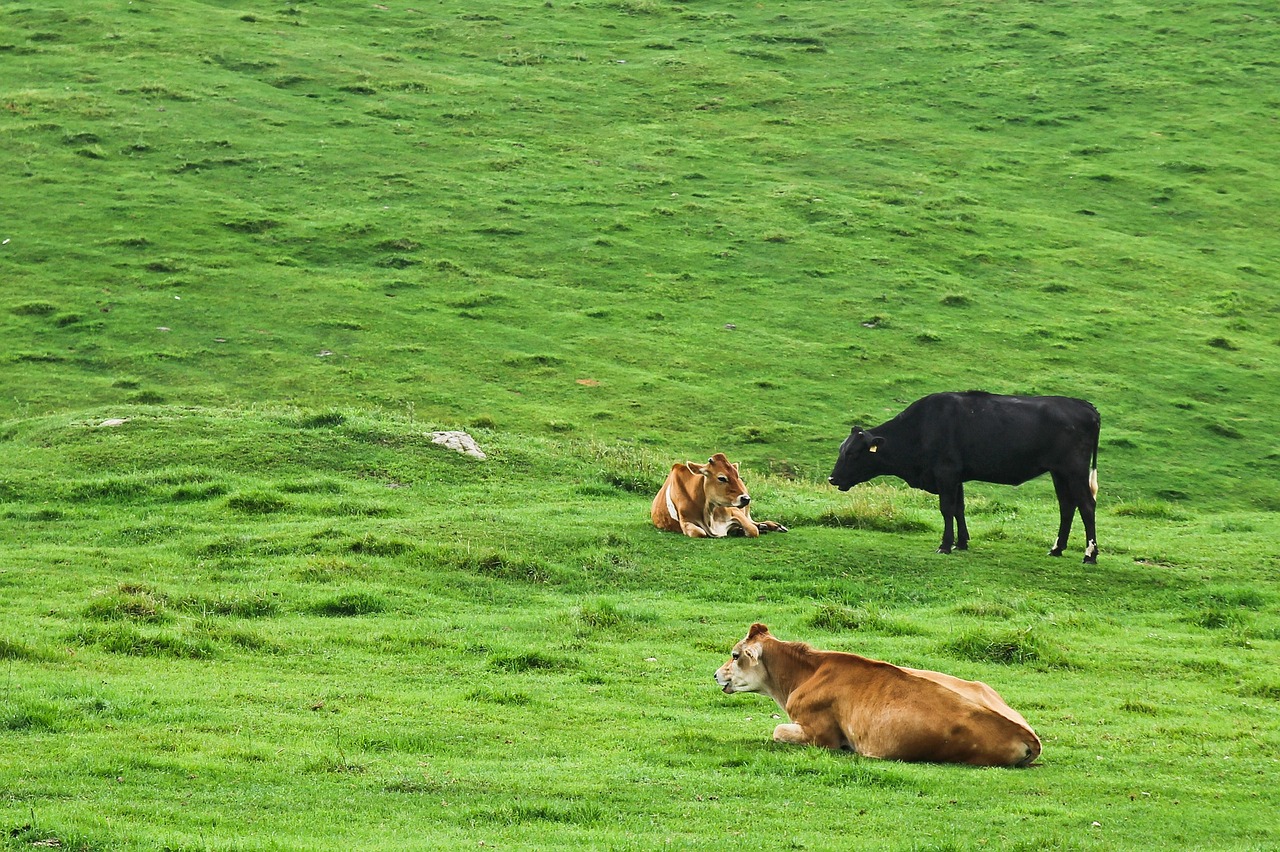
[715,640,766,694]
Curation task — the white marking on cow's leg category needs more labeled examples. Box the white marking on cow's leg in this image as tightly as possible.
[664,488,679,523]
[1085,540,1098,560]
[1049,536,1063,556]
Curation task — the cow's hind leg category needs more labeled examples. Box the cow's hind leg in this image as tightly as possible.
[1077,476,1099,565]
[1048,472,1075,557]
[773,720,846,751]
[954,483,969,551]
[772,723,810,745]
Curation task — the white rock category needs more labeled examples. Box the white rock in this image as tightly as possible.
[430,430,486,460]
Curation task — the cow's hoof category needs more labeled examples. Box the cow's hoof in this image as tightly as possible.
[1082,554,1098,565]
[936,546,952,555]
[955,542,968,551]
[1048,549,1064,557]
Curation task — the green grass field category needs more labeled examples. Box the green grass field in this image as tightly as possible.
[2,1,1278,849]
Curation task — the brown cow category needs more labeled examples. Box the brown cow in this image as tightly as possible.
[651,453,787,538]
[714,624,1041,767]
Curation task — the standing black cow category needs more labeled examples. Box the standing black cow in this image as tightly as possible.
[829,391,1100,563]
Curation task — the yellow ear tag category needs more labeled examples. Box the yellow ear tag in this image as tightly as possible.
[869,445,878,453]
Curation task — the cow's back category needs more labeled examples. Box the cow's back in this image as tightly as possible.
[651,464,694,533]
[928,392,1098,485]
[820,655,1041,766]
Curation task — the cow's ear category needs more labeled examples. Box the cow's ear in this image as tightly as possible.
[868,436,886,454]
[686,461,707,476]
[731,462,740,472]
[747,623,769,639]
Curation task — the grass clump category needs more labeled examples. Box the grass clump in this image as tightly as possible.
[487,651,573,674]
[807,604,923,636]
[69,624,218,660]
[460,550,551,584]
[83,585,168,623]
[0,637,46,661]
[226,490,289,514]
[309,591,388,617]
[466,687,533,706]
[941,627,1071,669]
[297,411,347,429]
[1183,609,1247,631]
[1111,500,1188,520]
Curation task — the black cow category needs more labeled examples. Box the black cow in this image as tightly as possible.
[829,391,1100,563]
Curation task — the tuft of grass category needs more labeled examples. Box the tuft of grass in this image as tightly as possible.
[0,637,47,661]
[178,591,281,618]
[1111,500,1188,520]
[1183,608,1247,630]
[487,651,573,674]
[1240,683,1280,702]
[466,687,533,706]
[807,604,923,636]
[459,550,551,584]
[574,599,627,630]
[83,585,169,623]
[309,591,388,617]
[941,627,1071,669]
[1,702,62,733]
[69,624,218,659]
[816,506,932,534]
[472,800,606,826]
[952,600,1017,620]
[297,411,347,429]
[226,490,289,514]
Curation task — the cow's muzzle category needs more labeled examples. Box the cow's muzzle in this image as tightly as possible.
[828,477,851,492]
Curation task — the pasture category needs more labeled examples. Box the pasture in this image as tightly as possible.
[2,0,1277,849]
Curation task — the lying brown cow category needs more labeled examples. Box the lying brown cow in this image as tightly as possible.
[651,453,787,538]
[715,624,1040,767]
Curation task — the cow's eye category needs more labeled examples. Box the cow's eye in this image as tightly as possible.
[717,475,729,483]
[731,651,740,660]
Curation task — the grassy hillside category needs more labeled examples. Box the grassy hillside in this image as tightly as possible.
[2,0,1278,849]
[3,0,1278,501]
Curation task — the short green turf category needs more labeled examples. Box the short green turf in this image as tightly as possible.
[1,1,1277,849]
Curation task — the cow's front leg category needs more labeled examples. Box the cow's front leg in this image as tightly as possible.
[679,520,710,538]
[755,519,789,534]
[725,508,761,538]
[936,487,958,554]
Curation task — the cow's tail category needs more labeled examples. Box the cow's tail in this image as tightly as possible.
[1088,415,1100,500]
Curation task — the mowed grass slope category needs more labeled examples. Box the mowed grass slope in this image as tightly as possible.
[2,0,1279,849]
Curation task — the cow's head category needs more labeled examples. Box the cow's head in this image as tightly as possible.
[715,623,771,694]
[828,427,885,491]
[687,452,750,509]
